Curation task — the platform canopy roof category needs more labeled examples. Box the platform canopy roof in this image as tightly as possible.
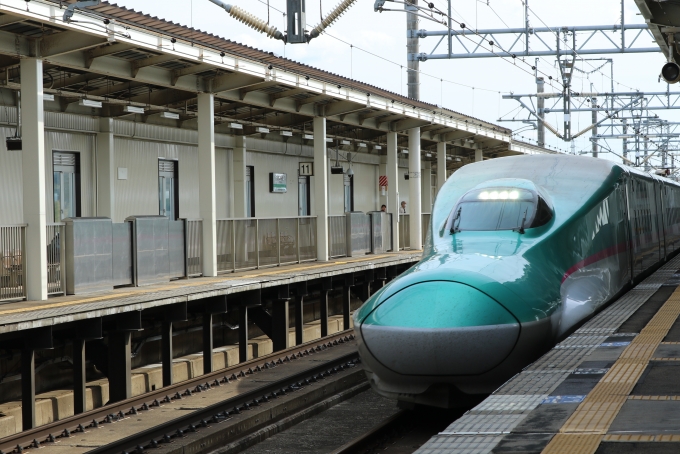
[634,0,680,63]
[0,0,552,170]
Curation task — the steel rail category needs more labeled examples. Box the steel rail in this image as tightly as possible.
[0,331,356,454]
[90,350,360,454]
[330,410,408,454]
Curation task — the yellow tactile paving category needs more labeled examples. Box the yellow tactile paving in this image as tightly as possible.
[650,357,680,361]
[0,252,415,317]
[628,395,680,401]
[542,287,680,454]
[660,341,680,345]
[542,434,603,453]
[604,434,680,442]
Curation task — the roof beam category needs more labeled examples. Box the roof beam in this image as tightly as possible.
[358,110,386,125]
[325,100,366,118]
[0,14,25,27]
[394,118,431,131]
[171,63,215,86]
[85,43,137,68]
[127,88,196,106]
[228,108,269,121]
[237,81,280,100]
[83,80,147,98]
[41,31,108,58]
[296,94,333,112]
[212,72,265,93]
[50,72,102,90]
[269,88,307,106]
[132,54,179,78]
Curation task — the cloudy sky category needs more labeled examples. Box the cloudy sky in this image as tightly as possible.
[111,0,676,167]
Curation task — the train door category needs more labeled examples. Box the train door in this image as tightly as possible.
[158,159,179,220]
[623,176,636,282]
[53,151,81,222]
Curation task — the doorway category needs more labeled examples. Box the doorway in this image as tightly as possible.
[53,151,81,222]
[298,175,310,216]
[158,159,179,220]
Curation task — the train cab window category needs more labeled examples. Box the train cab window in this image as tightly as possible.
[447,187,552,233]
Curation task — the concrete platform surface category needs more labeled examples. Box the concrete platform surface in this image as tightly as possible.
[0,251,420,335]
[415,255,680,454]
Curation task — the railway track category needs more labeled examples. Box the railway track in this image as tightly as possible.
[0,331,360,454]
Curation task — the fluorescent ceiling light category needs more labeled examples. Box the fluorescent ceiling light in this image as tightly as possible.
[124,105,145,114]
[373,145,382,150]
[402,149,409,154]
[280,130,293,137]
[341,140,350,146]
[79,99,102,108]
[43,94,55,102]
[229,123,243,129]
[326,138,333,143]
[425,153,432,157]
[303,134,314,140]
[160,111,180,120]
[256,127,270,134]
[357,143,367,148]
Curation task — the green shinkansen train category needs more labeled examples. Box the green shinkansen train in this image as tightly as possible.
[354,154,680,408]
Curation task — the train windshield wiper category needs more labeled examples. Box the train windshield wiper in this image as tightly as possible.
[450,207,462,234]
[514,208,528,234]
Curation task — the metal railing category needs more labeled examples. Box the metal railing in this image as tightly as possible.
[0,225,25,301]
[328,215,347,258]
[398,214,431,250]
[46,223,66,295]
[399,214,410,250]
[185,219,203,277]
[217,217,317,273]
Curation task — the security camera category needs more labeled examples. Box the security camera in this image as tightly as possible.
[662,62,680,84]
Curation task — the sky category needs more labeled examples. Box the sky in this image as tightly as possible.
[110,0,678,168]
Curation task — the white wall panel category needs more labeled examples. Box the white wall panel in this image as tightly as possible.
[352,162,378,213]
[0,126,22,224]
[215,147,232,219]
[246,151,313,217]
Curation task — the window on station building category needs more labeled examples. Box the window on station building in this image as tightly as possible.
[344,173,354,213]
[53,151,81,222]
[298,175,310,216]
[158,159,179,220]
[246,165,255,218]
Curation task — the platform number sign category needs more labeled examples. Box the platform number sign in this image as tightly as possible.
[299,162,314,176]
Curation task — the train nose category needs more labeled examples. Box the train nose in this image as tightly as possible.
[358,281,520,376]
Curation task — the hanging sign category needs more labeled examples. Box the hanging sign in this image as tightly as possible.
[269,172,287,193]
[299,162,314,176]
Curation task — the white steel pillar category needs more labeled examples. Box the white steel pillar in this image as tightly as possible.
[408,127,422,250]
[233,136,247,218]
[97,117,115,220]
[387,131,399,251]
[421,161,432,213]
[21,58,48,301]
[475,149,483,162]
[437,142,447,191]
[313,117,329,261]
[197,93,217,277]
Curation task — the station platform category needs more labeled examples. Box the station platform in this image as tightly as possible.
[0,251,420,335]
[416,255,680,454]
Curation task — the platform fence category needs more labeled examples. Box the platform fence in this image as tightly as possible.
[399,214,410,250]
[185,219,203,277]
[217,217,317,273]
[46,223,65,295]
[328,215,347,258]
[0,225,25,302]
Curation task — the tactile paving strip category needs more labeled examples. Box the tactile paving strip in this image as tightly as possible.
[542,283,680,452]
[415,256,680,454]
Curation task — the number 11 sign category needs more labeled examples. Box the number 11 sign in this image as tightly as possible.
[299,162,314,176]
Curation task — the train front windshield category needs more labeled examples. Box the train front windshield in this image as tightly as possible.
[447,188,550,233]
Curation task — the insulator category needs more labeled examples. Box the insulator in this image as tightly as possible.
[309,0,358,40]
[209,0,284,41]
